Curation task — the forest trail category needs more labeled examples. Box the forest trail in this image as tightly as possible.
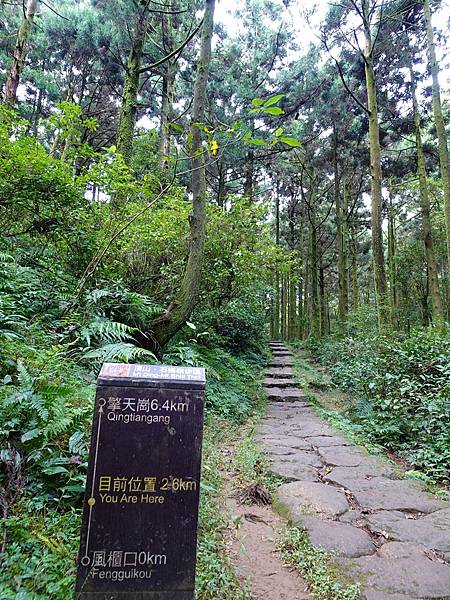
[224,474,311,600]
[257,342,450,600]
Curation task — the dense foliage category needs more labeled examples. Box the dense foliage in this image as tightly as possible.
[311,328,450,483]
[0,252,267,596]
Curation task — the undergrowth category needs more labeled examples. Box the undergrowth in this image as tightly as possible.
[278,527,360,600]
[306,328,450,484]
[196,420,253,600]
[0,277,265,598]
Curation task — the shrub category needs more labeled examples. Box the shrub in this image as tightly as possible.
[312,328,450,482]
[194,299,267,354]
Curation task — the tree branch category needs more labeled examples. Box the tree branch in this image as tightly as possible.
[138,18,203,73]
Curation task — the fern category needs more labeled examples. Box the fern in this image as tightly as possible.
[84,342,157,364]
[79,317,136,347]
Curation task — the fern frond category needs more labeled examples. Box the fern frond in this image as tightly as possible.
[79,317,136,347]
[84,342,157,363]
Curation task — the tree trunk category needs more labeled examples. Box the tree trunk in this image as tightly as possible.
[288,271,297,340]
[280,273,286,340]
[297,218,305,338]
[297,281,303,339]
[160,8,177,169]
[336,159,349,332]
[244,151,254,201]
[4,0,39,105]
[423,0,450,309]
[309,195,321,340]
[145,0,216,353]
[387,189,398,329]
[217,161,226,207]
[274,188,281,338]
[362,0,388,330]
[350,218,359,311]
[303,251,310,339]
[116,9,149,166]
[410,64,445,327]
[160,62,176,168]
[319,255,327,337]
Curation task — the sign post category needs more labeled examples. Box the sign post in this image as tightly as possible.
[75,363,206,600]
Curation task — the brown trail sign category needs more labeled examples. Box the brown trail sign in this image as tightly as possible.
[75,363,206,600]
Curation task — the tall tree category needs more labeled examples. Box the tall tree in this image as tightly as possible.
[116,3,150,165]
[410,61,445,326]
[4,0,39,105]
[145,0,216,351]
[360,0,389,329]
[323,0,390,329]
[423,0,450,306]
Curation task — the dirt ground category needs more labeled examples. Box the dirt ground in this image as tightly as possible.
[223,471,311,600]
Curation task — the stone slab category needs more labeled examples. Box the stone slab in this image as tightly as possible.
[266,388,306,400]
[318,446,368,467]
[366,509,450,551]
[323,465,394,488]
[308,435,352,447]
[271,462,319,482]
[337,546,450,598]
[277,481,349,519]
[266,406,314,417]
[270,401,311,409]
[351,478,446,513]
[265,447,297,456]
[362,593,418,600]
[271,451,323,469]
[298,516,376,558]
[265,368,294,378]
[270,357,294,366]
[292,424,340,438]
[261,438,313,451]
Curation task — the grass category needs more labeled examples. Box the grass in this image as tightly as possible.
[278,527,360,600]
[290,351,399,461]
[196,418,253,600]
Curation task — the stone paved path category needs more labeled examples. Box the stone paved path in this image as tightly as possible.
[258,342,450,600]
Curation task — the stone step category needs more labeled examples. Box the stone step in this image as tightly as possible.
[265,368,294,378]
[272,351,292,356]
[265,387,305,401]
[270,357,294,366]
[263,378,297,388]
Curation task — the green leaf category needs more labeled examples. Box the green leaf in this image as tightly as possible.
[264,94,284,107]
[170,123,184,133]
[21,428,41,443]
[264,107,284,116]
[280,136,301,147]
[251,98,264,107]
[275,127,284,137]
[248,138,266,146]
[43,465,69,475]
